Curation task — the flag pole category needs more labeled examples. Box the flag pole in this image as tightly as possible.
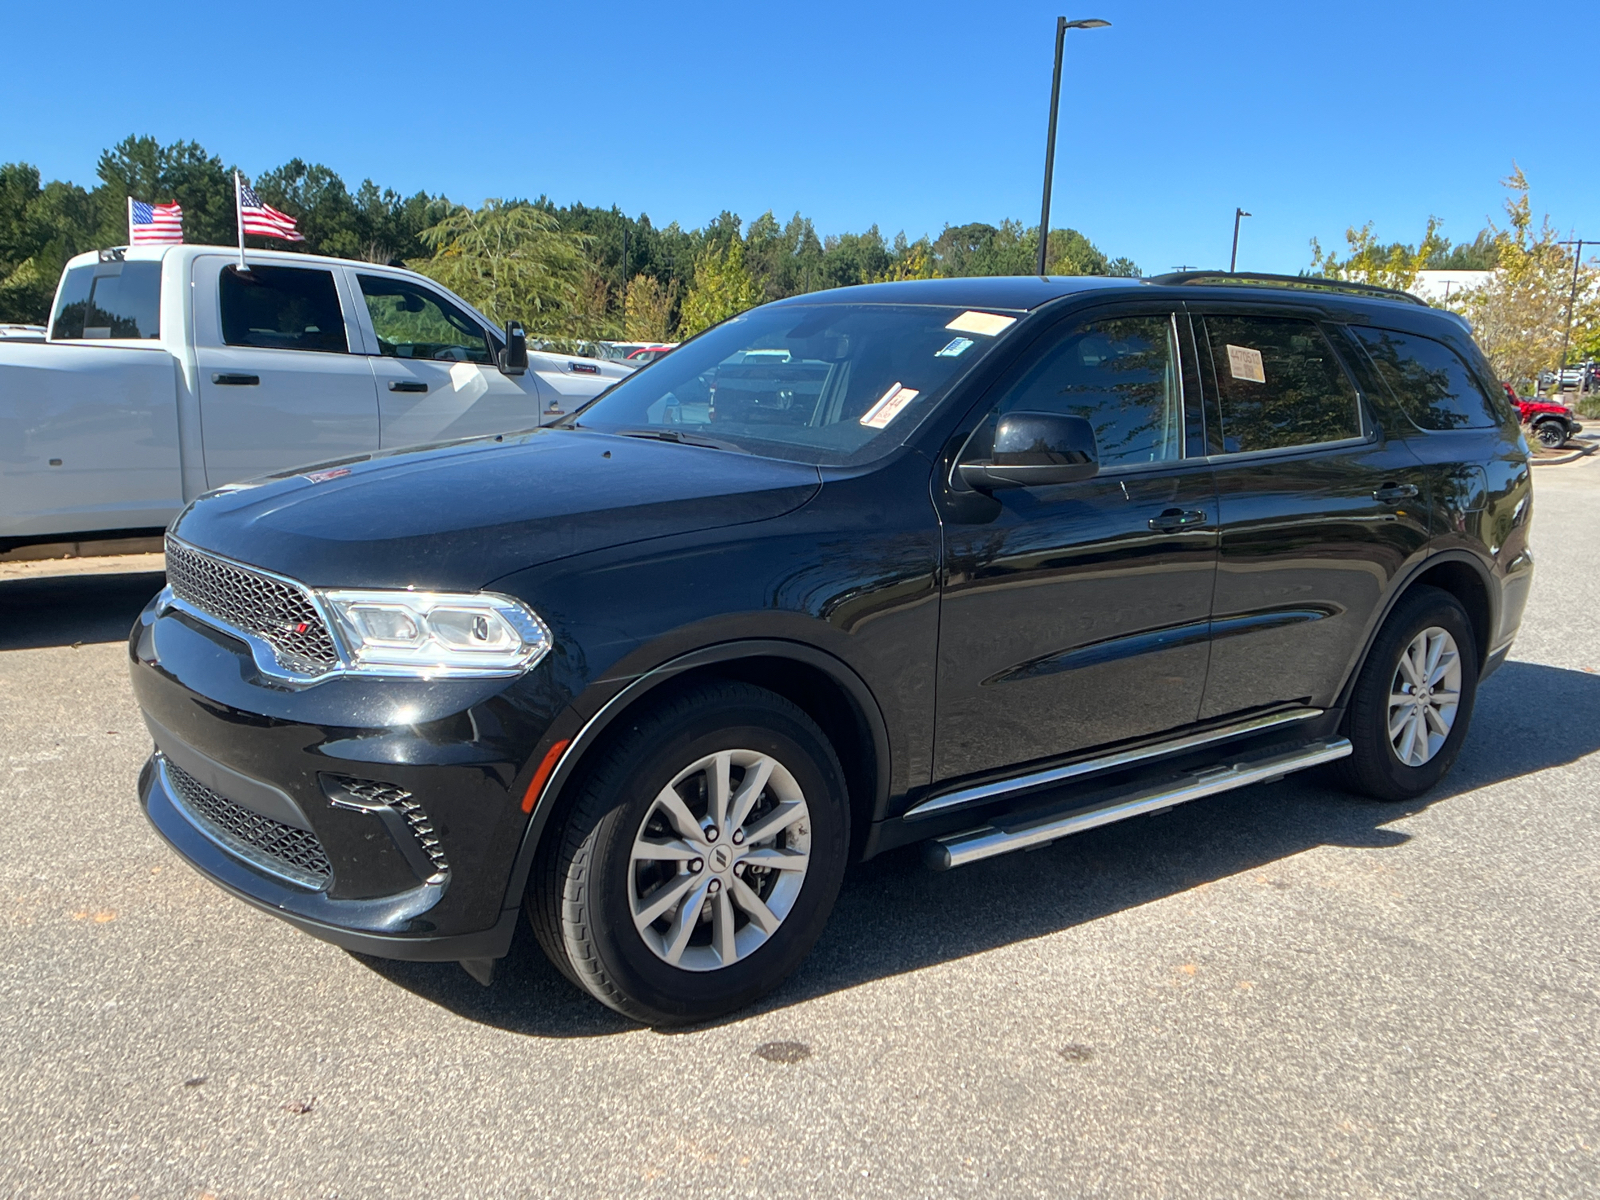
[234,170,247,271]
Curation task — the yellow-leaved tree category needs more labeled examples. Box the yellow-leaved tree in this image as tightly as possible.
[1310,217,1446,292]
[678,236,762,338]
[625,273,678,342]
[1454,168,1600,390]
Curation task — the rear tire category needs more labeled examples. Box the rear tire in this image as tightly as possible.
[1334,585,1479,801]
[527,681,849,1025]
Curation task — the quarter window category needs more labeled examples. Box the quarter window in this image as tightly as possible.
[50,260,162,340]
[1201,315,1362,453]
[219,265,348,353]
[1350,326,1500,430]
[967,314,1185,469]
[358,275,491,364]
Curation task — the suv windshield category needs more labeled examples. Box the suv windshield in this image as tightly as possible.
[570,303,1019,465]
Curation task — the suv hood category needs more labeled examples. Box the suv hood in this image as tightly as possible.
[171,428,822,590]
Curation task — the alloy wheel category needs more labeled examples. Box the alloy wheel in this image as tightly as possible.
[1387,625,1463,767]
[628,749,811,972]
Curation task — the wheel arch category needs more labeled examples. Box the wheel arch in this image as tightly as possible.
[500,640,892,913]
[1335,551,1496,712]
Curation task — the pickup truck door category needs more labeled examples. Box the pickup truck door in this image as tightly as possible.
[0,256,183,539]
[191,256,380,485]
[349,272,556,448]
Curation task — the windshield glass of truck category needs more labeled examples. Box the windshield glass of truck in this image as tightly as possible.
[50,261,162,340]
[570,304,1018,466]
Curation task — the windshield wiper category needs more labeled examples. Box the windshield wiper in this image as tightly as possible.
[608,427,747,453]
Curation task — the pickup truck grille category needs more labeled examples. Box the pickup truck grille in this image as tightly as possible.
[165,537,340,676]
[163,758,333,889]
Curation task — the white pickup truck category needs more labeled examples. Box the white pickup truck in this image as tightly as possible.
[0,245,631,549]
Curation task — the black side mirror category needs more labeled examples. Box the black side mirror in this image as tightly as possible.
[958,411,1099,491]
[498,321,529,376]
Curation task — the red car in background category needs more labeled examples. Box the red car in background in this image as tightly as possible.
[1503,383,1583,449]
[626,344,676,365]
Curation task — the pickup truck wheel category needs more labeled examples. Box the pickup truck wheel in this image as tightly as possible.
[527,681,848,1025]
[1334,586,1479,802]
[1532,419,1567,448]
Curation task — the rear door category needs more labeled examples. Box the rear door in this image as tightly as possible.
[932,305,1219,783]
[351,272,555,448]
[1192,307,1430,720]
[191,257,379,485]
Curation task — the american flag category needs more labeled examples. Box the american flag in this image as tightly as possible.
[129,199,184,245]
[237,179,305,242]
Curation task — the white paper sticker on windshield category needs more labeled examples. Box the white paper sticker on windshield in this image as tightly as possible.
[936,336,975,358]
[859,383,921,429]
[1226,344,1266,383]
[946,311,1016,337]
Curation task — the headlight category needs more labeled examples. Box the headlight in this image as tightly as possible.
[323,590,551,678]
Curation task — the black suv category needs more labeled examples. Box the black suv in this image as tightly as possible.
[130,274,1533,1023]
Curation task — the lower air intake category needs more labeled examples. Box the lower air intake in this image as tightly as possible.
[163,758,333,889]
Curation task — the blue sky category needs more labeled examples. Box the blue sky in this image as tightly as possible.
[4,0,1595,274]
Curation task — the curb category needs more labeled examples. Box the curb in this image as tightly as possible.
[1531,444,1598,466]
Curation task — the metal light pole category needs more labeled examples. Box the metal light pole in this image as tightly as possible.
[1556,237,1590,383]
[1229,208,1252,273]
[1037,17,1110,276]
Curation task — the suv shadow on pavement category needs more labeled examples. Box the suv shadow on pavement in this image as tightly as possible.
[0,571,167,651]
[354,658,1600,1037]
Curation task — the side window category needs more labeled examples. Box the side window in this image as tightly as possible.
[219,265,347,353]
[1201,314,1361,453]
[1349,326,1499,430]
[358,275,491,364]
[50,261,162,340]
[965,314,1185,468]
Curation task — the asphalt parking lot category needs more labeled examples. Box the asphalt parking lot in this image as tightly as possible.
[3,459,1598,1200]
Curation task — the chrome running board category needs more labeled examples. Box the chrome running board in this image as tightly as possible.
[925,737,1351,870]
[905,707,1323,821]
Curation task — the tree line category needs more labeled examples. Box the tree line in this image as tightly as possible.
[0,135,1139,340]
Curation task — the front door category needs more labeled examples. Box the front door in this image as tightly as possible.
[192,258,379,485]
[354,273,551,448]
[933,308,1219,784]
[1192,309,1431,720]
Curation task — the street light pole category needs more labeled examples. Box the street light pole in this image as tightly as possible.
[1229,208,1252,273]
[1037,16,1110,277]
[1556,237,1590,383]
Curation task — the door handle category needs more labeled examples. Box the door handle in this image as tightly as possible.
[211,373,259,386]
[1148,508,1209,532]
[1373,482,1419,503]
[387,380,429,393]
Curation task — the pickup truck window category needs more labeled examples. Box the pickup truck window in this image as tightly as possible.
[358,275,492,364]
[50,261,162,340]
[219,265,348,353]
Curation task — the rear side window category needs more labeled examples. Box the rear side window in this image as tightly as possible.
[50,261,162,340]
[219,265,347,353]
[1350,327,1499,430]
[1201,315,1361,453]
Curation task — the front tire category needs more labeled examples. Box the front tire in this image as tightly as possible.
[1335,586,1479,801]
[1533,419,1567,449]
[527,681,849,1024]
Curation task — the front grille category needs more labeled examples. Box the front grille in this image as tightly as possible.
[165,537,339,675]
[328,777,450,879]
[164,759,333,889]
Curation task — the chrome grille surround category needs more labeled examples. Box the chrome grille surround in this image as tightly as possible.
[162,757,333,889]
[164,535,341,678]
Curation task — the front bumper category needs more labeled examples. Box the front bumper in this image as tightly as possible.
[129,589,567,962]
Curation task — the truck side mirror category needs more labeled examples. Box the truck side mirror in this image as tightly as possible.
[499,321,528,376]
[958,411,1099,491]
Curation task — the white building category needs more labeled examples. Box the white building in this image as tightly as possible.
[1410,270,1493,305]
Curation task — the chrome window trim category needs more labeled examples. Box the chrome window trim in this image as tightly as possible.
[1200,433,1373,466]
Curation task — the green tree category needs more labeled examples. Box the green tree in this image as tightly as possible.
[679,235,762,337]
[1455,167,1599,390]
[409,199,590,329]
[95,136,236,247]
[624,273,678,341]
[1309,216,1446,291]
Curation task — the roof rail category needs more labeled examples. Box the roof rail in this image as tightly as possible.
[1146,271,1429,307]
